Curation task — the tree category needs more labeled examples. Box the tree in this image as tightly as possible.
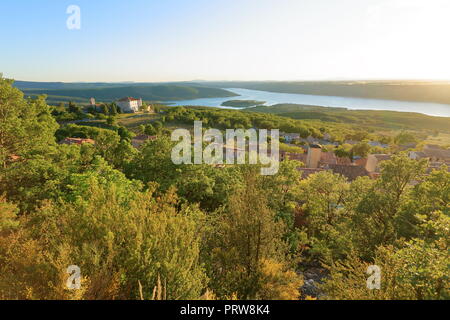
[101,104,109,115]
[68,101,80,114]
[321,238,449,300]
[5,164,208,299]
[205,168,299,299]
[394,131,417,146]
[109,103,118,116]
[352,154,428,258]
[352,140,371,158]
[144,124,157,136]
[0,76,58,168]
[334,144,352,160]
[106,116,117,126]
[296,171,355,261]
[153,121,163,132]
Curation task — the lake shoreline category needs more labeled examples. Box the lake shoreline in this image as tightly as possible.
[166,88,450,118]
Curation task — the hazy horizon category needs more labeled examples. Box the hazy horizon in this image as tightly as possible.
[11,78,450,84]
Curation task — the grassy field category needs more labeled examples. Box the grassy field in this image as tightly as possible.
[424,133,450,147]
[117,113,159,129]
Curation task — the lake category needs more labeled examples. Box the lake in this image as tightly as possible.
[168,88,450,117]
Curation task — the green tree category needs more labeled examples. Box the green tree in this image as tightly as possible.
[352,140,371,158]
[352,154,427,258]
[206,168,298,299]
[0,76,58,168]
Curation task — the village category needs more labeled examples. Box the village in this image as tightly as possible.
[278,132,450,181]
[57,96,450,182]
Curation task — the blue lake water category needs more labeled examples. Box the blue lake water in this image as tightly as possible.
[168,88,450,118]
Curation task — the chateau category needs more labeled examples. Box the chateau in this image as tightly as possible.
[117,97,143,113]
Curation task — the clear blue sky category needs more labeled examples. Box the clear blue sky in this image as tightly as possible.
[1,0,449,82]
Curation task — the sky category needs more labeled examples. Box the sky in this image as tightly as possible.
[1,0,450,82]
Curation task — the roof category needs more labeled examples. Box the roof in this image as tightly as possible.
[320,152,337,165]
[410,151,427,158]
[283,133,301,139]
[371,154,392,161]
[9,154,21,161]
[336,157,352,165]
[327,164,370,181]
[118,97,140,102]
[354,158,368,167]
[424,144,441,150]
[423,148,450,159]
[427,162,450,173]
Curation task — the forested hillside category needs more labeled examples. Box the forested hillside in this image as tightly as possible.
[249,104,450,131]
[16,83,237,104]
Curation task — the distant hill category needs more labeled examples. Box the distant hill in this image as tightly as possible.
[14,81,129,90]
[190,80,450,105]
[249,103,450,132]
[16,82,237,104]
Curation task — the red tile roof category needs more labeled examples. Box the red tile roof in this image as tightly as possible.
[9,154,21,161]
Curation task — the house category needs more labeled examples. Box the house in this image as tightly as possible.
[306,136,320,144]
[408,151,427,160]
[427,161,450,173]
[336,156,352,165]
[117,97,143,113]
[298,145,350,168]
[319,151,338,166]
[369,141,389,148]
[131,134,157,148]
[422,144,450,161]
[59,138,95,145]
[282,133,301,143]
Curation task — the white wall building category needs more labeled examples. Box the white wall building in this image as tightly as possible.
[117,97,143,113]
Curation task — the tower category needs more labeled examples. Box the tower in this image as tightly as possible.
[306,144,322,168]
